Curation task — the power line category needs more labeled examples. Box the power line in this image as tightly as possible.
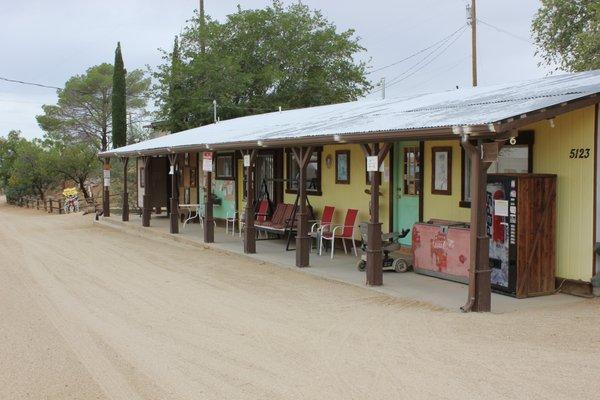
[401,54,470,93]
[386,28,468,91]
[0,76,62,90]
[367,25,468,75]
[369,25,468,96]
[477,18,532,44]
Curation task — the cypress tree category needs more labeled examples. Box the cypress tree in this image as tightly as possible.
[112,42,127,148]
[169,36,187,133]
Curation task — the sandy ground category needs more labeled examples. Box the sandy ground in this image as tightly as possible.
[1,200,600,400]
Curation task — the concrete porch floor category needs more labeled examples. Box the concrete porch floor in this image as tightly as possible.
[96,213,585,314]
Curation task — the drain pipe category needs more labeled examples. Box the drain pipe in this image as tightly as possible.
[460,132,477,312]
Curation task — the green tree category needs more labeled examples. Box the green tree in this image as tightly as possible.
[112,42,127,148]
[153,0,371,129]
[48,142,99,200]
[9,140,57,201]
[0,130,26,193]
[532,0,600,71]
[37,63,150,152]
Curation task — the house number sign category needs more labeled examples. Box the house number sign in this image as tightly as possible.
[569,148,591,159]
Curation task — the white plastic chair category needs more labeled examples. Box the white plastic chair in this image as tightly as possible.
[225,210,237,235]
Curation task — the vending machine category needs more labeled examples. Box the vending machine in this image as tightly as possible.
[486,175,518,293]
[486,174,557,297]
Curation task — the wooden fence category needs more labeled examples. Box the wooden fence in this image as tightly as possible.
[13,196,65,214]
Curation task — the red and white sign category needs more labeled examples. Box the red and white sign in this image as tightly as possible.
[202,152,213,171]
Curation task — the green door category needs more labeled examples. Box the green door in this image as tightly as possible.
[393,142,421,246]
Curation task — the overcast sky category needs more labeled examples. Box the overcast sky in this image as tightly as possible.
[0,0,552,139]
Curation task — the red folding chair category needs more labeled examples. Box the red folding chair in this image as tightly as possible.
[320,209,359,259]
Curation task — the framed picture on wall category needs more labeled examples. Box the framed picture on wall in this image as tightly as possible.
[335,150,350,184]
[431,147,452,195]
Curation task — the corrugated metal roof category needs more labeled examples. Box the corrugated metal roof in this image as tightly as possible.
[102,69,600,156]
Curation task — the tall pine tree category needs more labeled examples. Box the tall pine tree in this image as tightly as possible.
[112,42,127,148]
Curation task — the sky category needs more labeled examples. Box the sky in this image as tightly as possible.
[0,0,552,140]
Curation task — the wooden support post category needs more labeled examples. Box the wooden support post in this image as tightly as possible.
[203,153,214,243]
[168,154,179,234]
[58,199,63,214]
[121,157,129,222]
[102,158,111,217]
[141,156,152,227]
[360,142,392,286]
[461,139,493,312]
[48,199,53,214]
[291,146,314,268]
[242,149,258,253]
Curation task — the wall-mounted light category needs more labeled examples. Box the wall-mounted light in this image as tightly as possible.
[257,140,265,147]
[509,137,517,145]
[325,154,333,169]
[333,134,346,143]
[549,118,555,128]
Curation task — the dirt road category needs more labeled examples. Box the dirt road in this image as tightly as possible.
[1,201,599,400]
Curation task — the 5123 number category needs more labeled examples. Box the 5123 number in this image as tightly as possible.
[569,148,590,159]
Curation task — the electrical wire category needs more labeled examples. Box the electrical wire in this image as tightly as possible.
[367,24,468,75]
[477,18,532,44]
[385,27,468,90]
[369,25,468,95]
[400,54,470,93]
[0,76,62,90]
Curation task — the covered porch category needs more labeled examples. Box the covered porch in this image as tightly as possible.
[96,213,583,313]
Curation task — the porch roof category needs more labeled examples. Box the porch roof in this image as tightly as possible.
[100,69,600,157]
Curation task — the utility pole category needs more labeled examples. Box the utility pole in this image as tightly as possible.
[467,0,477,86]
[213,100,217,123]
[199,0,206,54]
[380,77,386,100]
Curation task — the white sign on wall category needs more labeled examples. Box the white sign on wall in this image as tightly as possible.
[243,154,251,167]
[202,152,213,171]
[103,169,110,187]
[366,156,378,172]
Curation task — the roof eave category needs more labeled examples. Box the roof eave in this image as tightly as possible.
[99,124,497,158]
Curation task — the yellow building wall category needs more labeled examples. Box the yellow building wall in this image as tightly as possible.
[422,140,471,223]
[421,107,597,281]
[282,144,391,239]
[529,106,596,281]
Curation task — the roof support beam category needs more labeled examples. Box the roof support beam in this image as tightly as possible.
[102,158,111,218]
[167,153,179,234]
[241,149,258,254]
[292,146,314,268]
[140,156,152,227]
[121,157,129,222]
[362,142,391,286]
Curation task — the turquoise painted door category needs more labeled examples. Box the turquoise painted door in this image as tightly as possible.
[393,142,421,246]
